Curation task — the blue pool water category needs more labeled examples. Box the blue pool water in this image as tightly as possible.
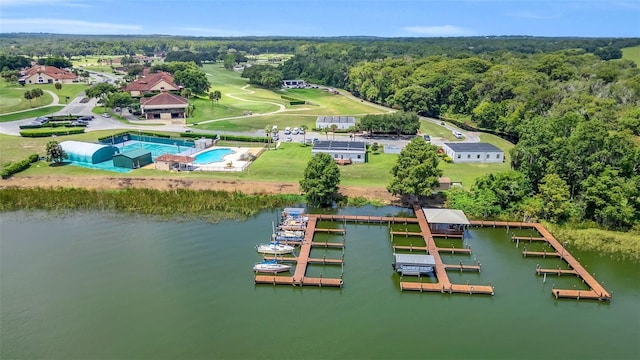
[193,148,234,165]
[67,140,194,173]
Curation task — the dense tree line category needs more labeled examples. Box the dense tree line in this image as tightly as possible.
[0,54,31,70]
[360,112,420,136]
[241,65,283,89]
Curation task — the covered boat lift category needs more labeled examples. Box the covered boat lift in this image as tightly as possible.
[392,254,437,276]
[422,208,470,237]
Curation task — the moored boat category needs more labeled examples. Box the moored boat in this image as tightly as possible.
[275,230,305,242]
[256,241,295,255]
[253,259,291,273]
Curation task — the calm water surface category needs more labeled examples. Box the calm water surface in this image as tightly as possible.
[1,208,638,359]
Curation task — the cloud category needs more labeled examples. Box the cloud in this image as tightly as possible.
[403,25,474,36]
[508,11,561,20]
[1,19,142,34]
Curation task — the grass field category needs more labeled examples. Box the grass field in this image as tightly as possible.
[420,120,460,141]
[0,78,88,116]
[0,106,66,123]
[622,45,640,65]
[191,64,386,131]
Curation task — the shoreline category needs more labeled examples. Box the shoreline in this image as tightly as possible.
[0,175,398,204]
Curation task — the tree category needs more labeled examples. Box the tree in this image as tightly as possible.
[46,140,67,165]
[209,91,215,104]
[534,173,572,223]
[330,124,338,140]
[300,124,308,144]
[174,68,210,94]
[105,92,135,115]
[85,82,119,100]
[387,137,443,204]
[212,90,222,104]
[300,152,341,207]
[29,88,44,106]
[24,90,33,107]
[54,82,62,94]
[181,87,192,100]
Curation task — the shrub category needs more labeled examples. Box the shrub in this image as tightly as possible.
[180,132,218,139]
[1,153,39,179]
[20,128,85,137]
[443,156,453,163]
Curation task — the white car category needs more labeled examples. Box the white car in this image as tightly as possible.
[453,131,463,139]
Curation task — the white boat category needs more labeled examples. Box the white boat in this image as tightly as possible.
[275,230,305,242]
[256,241,295,255]
[253,259,291,273]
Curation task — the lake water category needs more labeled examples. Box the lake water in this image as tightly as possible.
[1,208,638,359]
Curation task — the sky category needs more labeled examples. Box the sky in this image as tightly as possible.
[0,0,638,38]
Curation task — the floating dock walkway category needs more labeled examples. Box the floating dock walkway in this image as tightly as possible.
[472,220,612,301]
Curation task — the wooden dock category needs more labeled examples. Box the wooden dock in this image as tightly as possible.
[315,214,419,224]
[523,250,560,258]
[512,235,547,242]
[398,205,494,296]
[470,220,612,301]
[255,215,344,288]
[315,228,346,234]
[311,241,344,248]
[400,282,494,295]
[536,268,578,276]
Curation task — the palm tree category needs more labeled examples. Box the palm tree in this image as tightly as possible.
[330,124,338,140]
[299,124,308,144]
[264,125,273,148]
[213,90,222,104]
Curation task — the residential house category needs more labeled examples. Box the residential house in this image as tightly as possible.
[19,65,77,85]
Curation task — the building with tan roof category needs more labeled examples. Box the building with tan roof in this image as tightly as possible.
[140,92,188,123]
[19,65,77,85]
[124,71,178,97]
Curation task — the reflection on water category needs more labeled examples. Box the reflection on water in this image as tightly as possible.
[1,208,638,359]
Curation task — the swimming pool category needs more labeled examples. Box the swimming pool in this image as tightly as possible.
[119,141,191,159]
[67,140,195,173]
[193,148,234,165]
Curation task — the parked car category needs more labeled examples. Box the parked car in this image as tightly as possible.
[78,116,92,121]
[284,127,291,135]
[272,134,280,141]
[102,113,111,118]
[285,136,292,142]
[453,131,463,139]
[292,127,299,135]
[423,134,431,141]
[299,128,305,134]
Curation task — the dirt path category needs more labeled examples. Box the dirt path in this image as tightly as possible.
[1,175,397,203]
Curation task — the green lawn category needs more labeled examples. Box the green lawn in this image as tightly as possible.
[439,133,515,188]
[191,64,387,131]
[420,120,460,141]
[0,86,53,113]
[0,106,66,123]
[622,45,640,65]
[0,79,88,113]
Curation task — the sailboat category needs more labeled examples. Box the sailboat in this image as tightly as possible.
[256,221,296,255]
[256,240,295,255]
[253,258,291,273]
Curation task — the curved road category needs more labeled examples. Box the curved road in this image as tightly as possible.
[0,82,481,147]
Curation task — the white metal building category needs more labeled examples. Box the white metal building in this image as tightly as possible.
[311,141,366,164]
[315,116,356,130]
[441,142,504,163]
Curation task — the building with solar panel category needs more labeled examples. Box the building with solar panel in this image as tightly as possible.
[311,141,366,164]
